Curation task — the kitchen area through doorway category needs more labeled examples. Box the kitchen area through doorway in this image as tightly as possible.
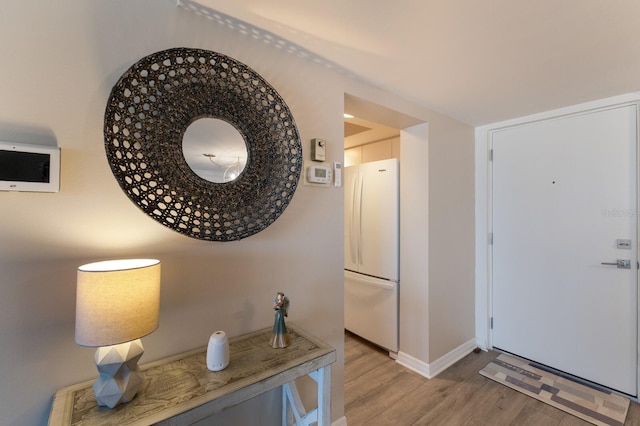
[343,109,401,356]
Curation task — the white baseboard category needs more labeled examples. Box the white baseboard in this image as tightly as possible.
[396,338,477,379]
[333,415,348,426]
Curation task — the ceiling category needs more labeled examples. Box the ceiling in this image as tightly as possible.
[184,0,640,127]
[344,116,400,149]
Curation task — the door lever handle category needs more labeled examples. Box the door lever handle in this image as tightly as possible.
[601,259,631,269]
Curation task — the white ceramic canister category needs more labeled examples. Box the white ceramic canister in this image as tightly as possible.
[206,330,230,371]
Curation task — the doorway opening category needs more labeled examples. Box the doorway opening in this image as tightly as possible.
[342,93,426,358]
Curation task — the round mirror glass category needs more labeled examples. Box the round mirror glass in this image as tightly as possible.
[182,118,248,183]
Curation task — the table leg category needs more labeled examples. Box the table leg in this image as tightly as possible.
[282,365,331,426]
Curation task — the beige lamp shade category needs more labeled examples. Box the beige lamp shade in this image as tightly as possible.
[75,259,161,347]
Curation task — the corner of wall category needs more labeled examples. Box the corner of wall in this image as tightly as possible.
[396,337,477,379]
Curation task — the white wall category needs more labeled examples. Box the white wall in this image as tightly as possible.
[427,115,476,361]
[399,124,431,360]
[0,2,345,425]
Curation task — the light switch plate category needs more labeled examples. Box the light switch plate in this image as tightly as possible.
[311,138,326,162]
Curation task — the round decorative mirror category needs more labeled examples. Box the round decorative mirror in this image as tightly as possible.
[182,118,247,183]
[103,48,302,241]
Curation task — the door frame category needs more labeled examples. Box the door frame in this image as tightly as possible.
[474,93,640,398]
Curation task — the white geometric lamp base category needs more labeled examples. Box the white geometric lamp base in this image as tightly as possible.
[93,339,145,409]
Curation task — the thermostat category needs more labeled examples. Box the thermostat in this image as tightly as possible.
[307,165,332,184]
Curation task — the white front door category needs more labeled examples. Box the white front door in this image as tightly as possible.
[491,103,638,395]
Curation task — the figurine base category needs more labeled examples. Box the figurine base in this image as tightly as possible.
[270,332,291,349]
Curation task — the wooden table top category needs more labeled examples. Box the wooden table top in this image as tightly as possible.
[48,324,336,426]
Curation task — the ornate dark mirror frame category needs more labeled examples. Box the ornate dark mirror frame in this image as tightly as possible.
[104,48,302,241]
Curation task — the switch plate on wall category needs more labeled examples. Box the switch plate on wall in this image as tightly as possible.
[311,138,326,162]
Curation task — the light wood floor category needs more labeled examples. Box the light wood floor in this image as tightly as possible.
[344,331,640,425]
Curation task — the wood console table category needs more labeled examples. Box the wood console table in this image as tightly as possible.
[48,325,336,426]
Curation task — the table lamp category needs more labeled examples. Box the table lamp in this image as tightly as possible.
[75,259,161,409]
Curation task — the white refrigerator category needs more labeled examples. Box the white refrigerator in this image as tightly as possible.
[344,158,399,352]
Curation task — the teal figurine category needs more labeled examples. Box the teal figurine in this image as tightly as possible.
[270,292,291,348]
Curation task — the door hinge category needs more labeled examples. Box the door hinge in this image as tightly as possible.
[490,317,494,329]
[489,233,493,245]
[489,149,493,161]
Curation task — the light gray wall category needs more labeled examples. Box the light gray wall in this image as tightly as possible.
[0,2,345,425]
[0,2,476,425]
[428,116,476,361]
[399,124,431,360]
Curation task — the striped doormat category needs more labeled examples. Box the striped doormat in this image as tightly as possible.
[480,354,630,426]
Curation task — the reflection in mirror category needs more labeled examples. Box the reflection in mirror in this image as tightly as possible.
[182,118,248,183]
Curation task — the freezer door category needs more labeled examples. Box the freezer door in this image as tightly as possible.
[344,271,398,352]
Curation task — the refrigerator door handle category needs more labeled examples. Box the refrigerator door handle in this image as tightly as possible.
[351,277,396,290]
[358,176,364,266]
[349,175,358,264]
